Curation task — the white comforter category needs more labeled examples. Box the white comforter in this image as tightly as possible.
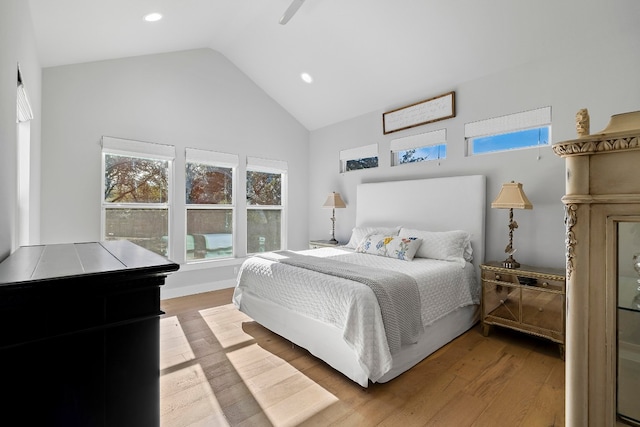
[232,247,479,381]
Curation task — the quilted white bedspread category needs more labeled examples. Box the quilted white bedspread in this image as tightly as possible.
[232,247,479,381]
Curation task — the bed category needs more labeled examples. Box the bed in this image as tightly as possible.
[233,175,486,387]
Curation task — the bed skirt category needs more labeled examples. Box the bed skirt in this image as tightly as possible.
[237,290,480,387]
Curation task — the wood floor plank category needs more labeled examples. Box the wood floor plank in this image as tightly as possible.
[379,373,470,426]
[160,289,565,426]
[424,390,488,426]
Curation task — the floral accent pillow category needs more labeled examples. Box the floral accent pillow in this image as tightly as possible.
[356,234,423,261]
[344,225,401,249]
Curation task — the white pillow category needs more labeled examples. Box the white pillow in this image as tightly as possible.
[344,225,401,249]
[356,234,423,261]
[398,228,472,266]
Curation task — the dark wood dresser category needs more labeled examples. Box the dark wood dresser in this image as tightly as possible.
[0,241,179,427]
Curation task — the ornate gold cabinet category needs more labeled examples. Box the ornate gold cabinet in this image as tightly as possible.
[553,111,640,426]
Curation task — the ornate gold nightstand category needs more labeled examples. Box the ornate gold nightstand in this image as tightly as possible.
[480,262,566,359]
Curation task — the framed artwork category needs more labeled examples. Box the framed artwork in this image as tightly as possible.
[383,91,455,134]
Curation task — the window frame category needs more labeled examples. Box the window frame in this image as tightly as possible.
[390,129,447,166]
[465,106,552,156]
[184,148,238,263]
[246,156,288,254]
[340,143,379,173]
[467,126,551,156]
[16,64,34,250]
[101,136,175,259]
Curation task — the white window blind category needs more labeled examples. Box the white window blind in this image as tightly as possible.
[339,143,378,161]
[390,129,446,152]
[17,65,33,123]
[465,106,551,139]
[102,136,175,160]
[247,156,288,174]
[186,148,238,168]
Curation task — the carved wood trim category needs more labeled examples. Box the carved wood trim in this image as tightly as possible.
[552,133,640,157]
[564,203,578,280]
[562,194,640,204]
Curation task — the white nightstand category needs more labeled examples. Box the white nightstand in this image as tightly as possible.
[309,240,340,249]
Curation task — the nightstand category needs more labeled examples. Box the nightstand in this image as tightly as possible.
[309,239,340,249]
[480,262,566,359]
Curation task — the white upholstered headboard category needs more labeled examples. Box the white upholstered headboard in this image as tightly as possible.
[355,175,486,269]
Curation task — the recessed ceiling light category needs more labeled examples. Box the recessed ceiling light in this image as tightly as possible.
[301,72,313,84]
[143,12,163,22]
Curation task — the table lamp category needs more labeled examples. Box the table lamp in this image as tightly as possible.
[491,181,533,268]
[322,192,346,244]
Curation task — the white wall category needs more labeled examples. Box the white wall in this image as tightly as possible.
[308,36,640,270]
[41,48,309,298]
[0,0,41,261]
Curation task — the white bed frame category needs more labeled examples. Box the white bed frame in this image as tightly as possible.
[239,175,486,387]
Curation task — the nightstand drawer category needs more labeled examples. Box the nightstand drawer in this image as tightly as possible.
[528,278,564,292]
[482,270,564,292]
[309,240,339,249]
[483,282,519,322]
[482,270,518,284]
[521,288,564,336]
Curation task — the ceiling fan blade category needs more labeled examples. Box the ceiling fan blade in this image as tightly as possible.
[279,0,306,25]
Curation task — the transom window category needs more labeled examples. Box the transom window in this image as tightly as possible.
[340,143,379,173]
[465,106,552,155]
[391,129,447,166]
[470,127,550,155]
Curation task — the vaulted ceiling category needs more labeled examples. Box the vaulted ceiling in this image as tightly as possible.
[27,0,639,130]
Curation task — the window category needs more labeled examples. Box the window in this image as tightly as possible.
[17,64,34,249]
[185,148,238,261]
[340,144,378,172]
[465,106,551,155]
[471,127,550,155]
[391,129,447,166]
[101,137,174,257]
[246,157,287,253]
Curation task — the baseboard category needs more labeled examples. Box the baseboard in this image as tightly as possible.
[160,278,236,300]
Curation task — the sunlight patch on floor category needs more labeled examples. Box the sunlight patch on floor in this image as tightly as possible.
[226,343,339,426]
[161,303,339,426]
[160,315,195,370]
[199,304,256,349]
[160,364,230,427]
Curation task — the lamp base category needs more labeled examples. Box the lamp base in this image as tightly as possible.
[329,238,339,244]
[501,255,520,269]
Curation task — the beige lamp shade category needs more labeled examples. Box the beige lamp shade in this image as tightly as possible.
[491,182,533,210]
[323,192,346,209]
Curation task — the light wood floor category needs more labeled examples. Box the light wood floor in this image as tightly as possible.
[160,288,565,427]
